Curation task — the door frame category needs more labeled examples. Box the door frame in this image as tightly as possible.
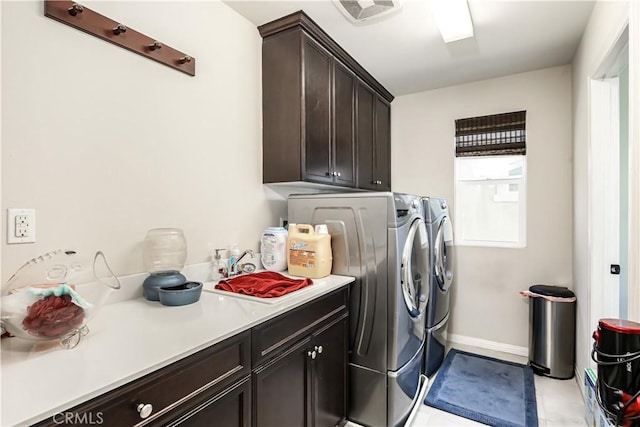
[589,75,621,329]
[589,14,640,330]
[628,0,640,321]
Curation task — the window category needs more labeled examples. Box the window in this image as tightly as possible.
[454,111,527,248]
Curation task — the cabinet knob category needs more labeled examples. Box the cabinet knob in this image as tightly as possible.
[307,350,317,359]
[315,345,323,354]
[336,172,341,177]
[373,180,382,185]
[137,403,153,419]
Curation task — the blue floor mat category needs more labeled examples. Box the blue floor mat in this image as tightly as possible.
[424,349,538,427]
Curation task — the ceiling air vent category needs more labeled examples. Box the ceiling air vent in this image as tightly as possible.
[333,0,404,23]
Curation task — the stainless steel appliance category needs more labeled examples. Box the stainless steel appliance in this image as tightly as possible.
[422,197,454,377]
[289,192,430,427]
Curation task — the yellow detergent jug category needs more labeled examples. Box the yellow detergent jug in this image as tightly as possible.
[287,224,332,279]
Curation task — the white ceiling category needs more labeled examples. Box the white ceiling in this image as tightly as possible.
[224,0,595,97]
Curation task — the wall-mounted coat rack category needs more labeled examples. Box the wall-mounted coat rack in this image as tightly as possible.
[44,1,196,76]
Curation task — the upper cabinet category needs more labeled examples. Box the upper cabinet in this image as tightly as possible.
[357,83,391,191]
[259,11,393,190]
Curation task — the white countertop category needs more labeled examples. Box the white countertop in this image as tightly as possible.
[0,274,354,427]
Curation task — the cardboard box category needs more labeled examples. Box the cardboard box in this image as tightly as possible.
[597,404,615,427]
[585,368,598,427]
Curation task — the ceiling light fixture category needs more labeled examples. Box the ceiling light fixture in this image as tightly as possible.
[430,0,474,43]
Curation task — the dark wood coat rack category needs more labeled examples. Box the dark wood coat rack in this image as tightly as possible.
[44,1,196,76]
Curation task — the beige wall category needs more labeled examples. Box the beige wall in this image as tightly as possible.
[392,66,573,348]
[1,1,286,282]
[571,1,629,383]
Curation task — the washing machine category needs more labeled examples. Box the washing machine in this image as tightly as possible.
[289,192,430,427]
[422,197,455,377]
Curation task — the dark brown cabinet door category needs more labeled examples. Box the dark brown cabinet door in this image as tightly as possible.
[356,83,376,190]
[303,36,333,184]
[312,317,348,427]
[357,84,391,191]
[253,337,312,427]
[164,377,251,427]
[374,97,391,191]
[333,61,356,187]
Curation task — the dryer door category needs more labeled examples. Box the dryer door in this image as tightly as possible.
[401,218,430,318]
[434,216,454,292]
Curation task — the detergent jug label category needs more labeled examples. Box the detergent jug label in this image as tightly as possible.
[289,240,316,268]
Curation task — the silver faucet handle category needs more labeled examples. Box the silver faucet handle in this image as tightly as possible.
[213,248,225,261]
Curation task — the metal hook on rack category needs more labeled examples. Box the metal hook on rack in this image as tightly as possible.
[148,41,162,51]
[67,3,83,16]
[178,55,192,64]
[112,24,127,36]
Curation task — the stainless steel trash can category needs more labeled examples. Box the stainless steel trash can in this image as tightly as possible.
[528,284,576,379]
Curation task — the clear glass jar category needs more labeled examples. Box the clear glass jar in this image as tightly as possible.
[0,250,121,348]
[143,228,187,273]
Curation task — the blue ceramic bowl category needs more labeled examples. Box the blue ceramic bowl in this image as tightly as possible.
[143,271,187,301]
[158,281,203,306]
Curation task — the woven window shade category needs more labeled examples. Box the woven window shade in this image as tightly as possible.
[455,111,526,157]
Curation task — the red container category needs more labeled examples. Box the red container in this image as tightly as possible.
[592,318,640,425]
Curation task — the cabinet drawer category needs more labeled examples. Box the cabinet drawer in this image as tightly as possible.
[34,331,251,427]
[252,287,348,367]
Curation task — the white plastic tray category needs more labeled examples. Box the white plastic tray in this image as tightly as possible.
[203,281,319,305]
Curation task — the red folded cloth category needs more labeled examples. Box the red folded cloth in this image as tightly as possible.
[215,271,313,298]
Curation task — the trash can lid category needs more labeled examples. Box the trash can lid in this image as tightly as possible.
[529,284,575,298]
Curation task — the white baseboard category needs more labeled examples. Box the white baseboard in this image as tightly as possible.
[575,367,585,400]
[448,333,528,357]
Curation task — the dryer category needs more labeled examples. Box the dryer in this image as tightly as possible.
[289,192,430,427]
[422,197,455,377]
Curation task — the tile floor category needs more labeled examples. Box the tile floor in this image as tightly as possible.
[409,343,587,426]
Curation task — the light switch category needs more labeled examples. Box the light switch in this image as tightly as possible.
[7,208,36,244]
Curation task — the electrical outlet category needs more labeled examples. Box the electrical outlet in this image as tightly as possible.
[7,208,36,244]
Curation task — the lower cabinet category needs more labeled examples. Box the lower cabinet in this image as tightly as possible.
[312,318,348,427]
[33,331,252,427]
[253,315,348,427]
[254,337,312,426]
[32,287,349,427]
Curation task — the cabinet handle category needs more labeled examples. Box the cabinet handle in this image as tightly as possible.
[307,350,317,359]
[315,345,323,354]
[137,403,153,419]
